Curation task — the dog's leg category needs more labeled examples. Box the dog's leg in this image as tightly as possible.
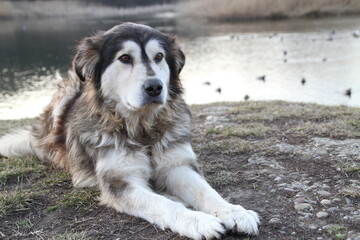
[96,150,225,240]
[155,143,260,235]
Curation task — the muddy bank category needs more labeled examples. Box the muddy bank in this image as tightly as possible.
[0,101,359,239]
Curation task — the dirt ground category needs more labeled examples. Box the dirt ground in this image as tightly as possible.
[1,101,359,240]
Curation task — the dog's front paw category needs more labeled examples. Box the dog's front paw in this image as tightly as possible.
[174,210,226,240]
[214,204,260,235]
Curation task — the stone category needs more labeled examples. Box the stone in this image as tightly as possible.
[332,198,341,203]
[269,218,281,224]
[206,116,214,121]
[294,198,307,203]
[320,199,331,205]
[345,198,353,205]
[316,211,329,218]
[327,207,340,213]
[342,207,356,212]
[274,176,282,181]
[317,190,331,196]
[295,203,313,211]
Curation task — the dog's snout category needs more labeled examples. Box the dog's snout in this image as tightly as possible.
[143,79,163,97]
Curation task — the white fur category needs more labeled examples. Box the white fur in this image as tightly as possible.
[101,40,170,111]
[154,143,260,235]
[0,129,33,157]
[96,148,226,240]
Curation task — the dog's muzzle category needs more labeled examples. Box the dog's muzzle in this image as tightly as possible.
[142,78,164,105]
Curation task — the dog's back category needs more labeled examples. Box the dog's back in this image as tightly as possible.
[0,72,81,164]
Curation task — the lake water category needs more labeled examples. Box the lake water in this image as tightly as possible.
[0,12,359,119]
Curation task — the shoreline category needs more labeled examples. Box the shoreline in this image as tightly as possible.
[1,0,360,21]
[0,1,175,20]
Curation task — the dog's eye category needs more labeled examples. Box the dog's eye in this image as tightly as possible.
[119,54,132,64]
[154,53,163,63]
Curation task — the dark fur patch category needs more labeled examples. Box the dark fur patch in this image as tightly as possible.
[102,172,130,198]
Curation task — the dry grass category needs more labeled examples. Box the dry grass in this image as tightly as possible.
[0,1,173,19]
[179,0,360,20]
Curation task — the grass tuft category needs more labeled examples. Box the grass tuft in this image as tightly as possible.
[0,156,47,183]
[326,225,348,240]
[59,189,99,208]
[0,189,45,216]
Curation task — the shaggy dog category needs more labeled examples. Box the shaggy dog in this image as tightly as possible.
[0,23,259,239]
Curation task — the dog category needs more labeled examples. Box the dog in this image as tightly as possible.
[0,23,259,239]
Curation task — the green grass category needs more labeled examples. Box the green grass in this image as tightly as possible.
[206,124,274,138]
[326,225,348,240]
[53,232,89,240]
[340,187,360,198]
[339,161,360,173]
[0,188,47,216]
[0,152,98,215]
[58,189,99,208]
[0,156,47,183]
[229,101,360,139]
[16,219,32,229]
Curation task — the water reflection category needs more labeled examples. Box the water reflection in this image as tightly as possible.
[0,14,359,119]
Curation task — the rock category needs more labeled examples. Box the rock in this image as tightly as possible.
[332,198,341,203]
[345,198,353,205]
[269,218,281,224]
[294,198,307,203]
[295,203,313,211]
[206,116,214,121]
[309,224,318,230]
[343,207,356,212]
[327,207,340,213]
[316,211,329,218]
[274,176,282,181]
[310,183,321,189]
[320,199,331,205]
[317,190,331,196]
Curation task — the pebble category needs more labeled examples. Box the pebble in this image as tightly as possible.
[206,116,214,121]
[332,198,341,203]
[327,207,340,213]
[309,224,318,230]
[317,190,331,196]
[274,176,282,181]
[320,199,331,205]
[310,183,321,189]
[316,211,329,218]
[269,218,281,224]
[345,198,353,205]
[295,203,313,211]
[343,207,356,212]
[294,198,307,203]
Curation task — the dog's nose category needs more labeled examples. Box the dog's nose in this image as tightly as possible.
[143,79,163,97]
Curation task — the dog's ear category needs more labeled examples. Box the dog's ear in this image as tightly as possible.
[72,32,104,82]
[167,35,185,75]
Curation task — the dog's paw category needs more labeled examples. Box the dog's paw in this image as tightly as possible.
[174,210,226,240]
[214,204,260,235]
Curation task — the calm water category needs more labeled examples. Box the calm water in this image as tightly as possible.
[0,13,359,119]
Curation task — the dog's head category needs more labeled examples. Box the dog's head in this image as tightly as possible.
[73,22,185,111]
